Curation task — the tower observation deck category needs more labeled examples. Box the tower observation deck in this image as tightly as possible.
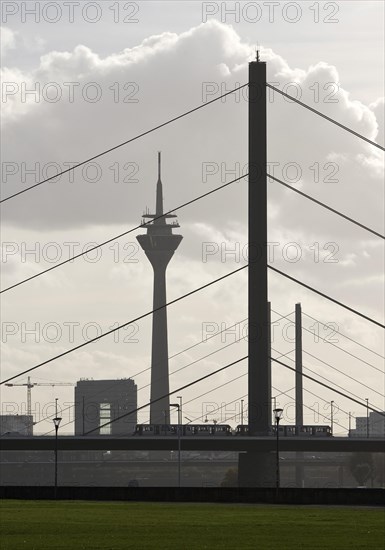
[136,153,183,425]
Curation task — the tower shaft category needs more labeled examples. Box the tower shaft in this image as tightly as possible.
[248,60,269,436]
[239,56,276,487]
[150,266,170,425]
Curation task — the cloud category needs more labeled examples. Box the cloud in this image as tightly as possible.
[0,26,17,56]
[370,97,384,147]
[1,20,382,234]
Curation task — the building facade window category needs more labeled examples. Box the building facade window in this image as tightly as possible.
[99,403,111,435]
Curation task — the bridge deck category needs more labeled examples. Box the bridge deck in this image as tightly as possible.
[1,437,384,452]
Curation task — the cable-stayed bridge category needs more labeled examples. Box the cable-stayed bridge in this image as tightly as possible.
[1,56,384,486]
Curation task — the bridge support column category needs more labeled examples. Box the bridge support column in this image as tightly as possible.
[238,452,276,487]
[295,303,304,487]
[238,56,275,487]
[338,465,344,487]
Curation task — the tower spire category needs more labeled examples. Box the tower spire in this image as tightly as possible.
[156,151,163,217]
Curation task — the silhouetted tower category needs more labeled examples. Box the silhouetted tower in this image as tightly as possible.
[137,153,182,425]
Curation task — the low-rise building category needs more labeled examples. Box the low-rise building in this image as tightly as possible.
[74,378,137,436]
[349,411,385,438]
[0,414,34,436]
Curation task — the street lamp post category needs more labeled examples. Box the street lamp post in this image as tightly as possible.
[273,408,283,495]
[170,403,181,488]
[330,401,334,436]
[241,399,244,426]
[272,396,277,427]
[366,398,369,438]
[53,398,62,500]
[177,396,182,426]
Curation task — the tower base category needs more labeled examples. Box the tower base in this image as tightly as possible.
[238,452,276,487]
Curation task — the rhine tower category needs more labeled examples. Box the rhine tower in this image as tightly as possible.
[137,153,182,425]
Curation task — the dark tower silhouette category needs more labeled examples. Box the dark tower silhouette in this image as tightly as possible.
[137,153,182,425]
[238,52,275,487]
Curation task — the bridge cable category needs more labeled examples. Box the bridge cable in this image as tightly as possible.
[3,80,382,204]
[0,85,249,203]
[272,356,385,416]
[302,349,384,398]
[213,387,350,433]
[1,174,247,294]
[4,164,383,295]
[268,174,384,240]
[268,265,385,329]
[85,357,248,435]
[266,83,385,152]
[272,347,383,410]
[271,308,384,375]
[3,261,383,385]
[271,309,383,392]
[0,265,247,385]
[301,323,384,375]
[43,347,382,436]
[302,311,385,362]
[27,312,292,433]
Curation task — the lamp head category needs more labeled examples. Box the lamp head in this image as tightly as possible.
[53,417,62,429]
[273,408,283,422]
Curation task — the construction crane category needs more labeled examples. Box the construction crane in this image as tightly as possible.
[4,376,74,419]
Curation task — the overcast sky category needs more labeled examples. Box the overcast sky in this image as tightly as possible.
[1,1,384,435]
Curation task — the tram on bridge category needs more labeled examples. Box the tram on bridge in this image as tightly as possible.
[134,424,332,437]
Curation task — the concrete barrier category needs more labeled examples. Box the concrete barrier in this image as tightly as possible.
[1,486,384,506]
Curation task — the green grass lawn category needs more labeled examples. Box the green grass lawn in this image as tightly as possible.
[1,500,384,549]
